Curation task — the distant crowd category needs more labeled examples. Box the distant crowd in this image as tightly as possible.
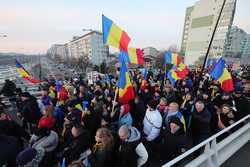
[0,64,250,167]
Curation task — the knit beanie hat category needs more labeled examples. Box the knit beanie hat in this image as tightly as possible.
[38,117,55,129]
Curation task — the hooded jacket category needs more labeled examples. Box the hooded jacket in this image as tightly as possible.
[143,109,162,141]
[118,112,133,128]
[118,127,148,167]
[30,130,59,153]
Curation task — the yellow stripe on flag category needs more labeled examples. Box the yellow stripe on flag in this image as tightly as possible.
[218,68,231,83]
[119,72,132,97]
[16,68,29,77]
[128,48,138,64]
[107,23,122,49]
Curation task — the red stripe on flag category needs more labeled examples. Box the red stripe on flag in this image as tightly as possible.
[23,76,40,84]
[119,31,131,52]
[221,79,234,93]
[118,86,135,104]
[136,49,144,65]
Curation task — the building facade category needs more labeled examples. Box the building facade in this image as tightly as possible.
[180,6,194,55]
[67,31,109,65]
[224,26,248,58]
[143,47,159,58]
[48,31,109,65]
[181,0,236,65]
[46,44,64,59]
[242,34,250,58]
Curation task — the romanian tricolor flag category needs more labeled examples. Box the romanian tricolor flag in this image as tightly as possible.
[164,52,182,67]
[127,48,144,65]
[15,60,40,84]
[210,58,234,92]
[119,49,144,65]
[117,54,135,104]
[102,15,131,52]
[140,68,148,90]
[167,69,180,86]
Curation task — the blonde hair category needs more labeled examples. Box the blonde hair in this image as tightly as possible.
[96,128,114,151]
[44,105,54,117]
[160,97,167,104]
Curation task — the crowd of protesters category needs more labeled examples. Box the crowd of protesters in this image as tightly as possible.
[0,64,250,167]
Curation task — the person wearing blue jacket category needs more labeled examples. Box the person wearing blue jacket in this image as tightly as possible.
[118,104,133,128]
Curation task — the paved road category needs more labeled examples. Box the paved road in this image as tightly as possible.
[222,141,250,167]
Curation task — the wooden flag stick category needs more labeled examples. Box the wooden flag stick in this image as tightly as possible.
[164,64,167,86]
[111,87,119,114]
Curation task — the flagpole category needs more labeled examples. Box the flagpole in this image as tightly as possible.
[164,64,167,86]
[111,87,118,114]
[200,0,227,77]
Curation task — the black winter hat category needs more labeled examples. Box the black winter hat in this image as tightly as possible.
[169,116,183,127]
[20,92,31,98]
[147,100,158,110]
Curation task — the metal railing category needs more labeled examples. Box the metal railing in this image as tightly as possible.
[163,115,250,167]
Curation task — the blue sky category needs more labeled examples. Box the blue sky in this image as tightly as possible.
[0,0,249,54]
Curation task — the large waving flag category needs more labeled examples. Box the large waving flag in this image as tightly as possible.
[117,54,135,104]
[102,15,131,52]
[15,59,40,84]
[164,52,182,67]
[210,58,234,92]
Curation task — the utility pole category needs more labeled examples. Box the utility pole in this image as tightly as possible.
[200,0,227,76]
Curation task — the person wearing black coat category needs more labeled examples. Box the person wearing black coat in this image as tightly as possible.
[19,92,42,133]
[0,134,21,167]
[130,96,146,131]
[160,117,188,164]
[233,89,250,120]
[0,119,30,146]
[0,79,16,97]
[201,91,218,135]
[140,88,153,105]
[190,100,211,146]
[63,125,91,165]
[0,106,30,141]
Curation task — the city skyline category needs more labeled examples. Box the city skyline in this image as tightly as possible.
[0,0,249,54]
